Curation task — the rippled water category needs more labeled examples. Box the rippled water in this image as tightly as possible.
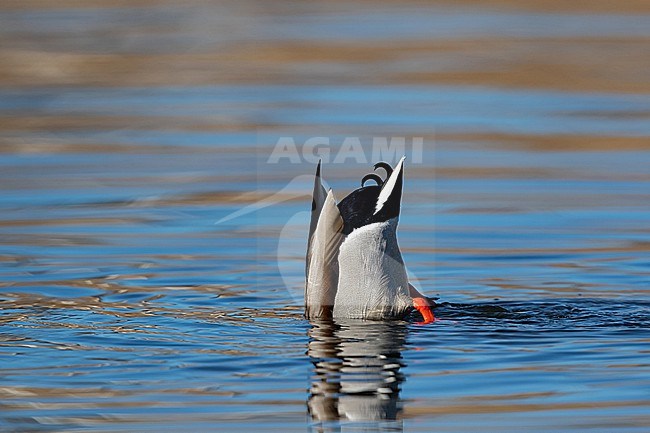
[1,1,649,432]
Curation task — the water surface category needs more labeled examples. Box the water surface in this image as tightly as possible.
[1,1,649,432]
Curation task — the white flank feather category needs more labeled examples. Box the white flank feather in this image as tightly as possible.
[333,217,412,320]
[305,189,344,319]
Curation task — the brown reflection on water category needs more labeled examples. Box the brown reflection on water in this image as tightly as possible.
[0,0,648,93]
[437,133,650,154]
[403,398,650,417]
[2,36,647,93]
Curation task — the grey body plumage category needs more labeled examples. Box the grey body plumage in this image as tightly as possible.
[305,157,416,320]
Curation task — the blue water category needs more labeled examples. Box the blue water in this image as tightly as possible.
[1,1,650,432]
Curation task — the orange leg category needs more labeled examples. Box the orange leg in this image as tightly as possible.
[412,297,435,324]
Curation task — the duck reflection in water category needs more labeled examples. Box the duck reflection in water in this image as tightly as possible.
[307,319,408,431]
